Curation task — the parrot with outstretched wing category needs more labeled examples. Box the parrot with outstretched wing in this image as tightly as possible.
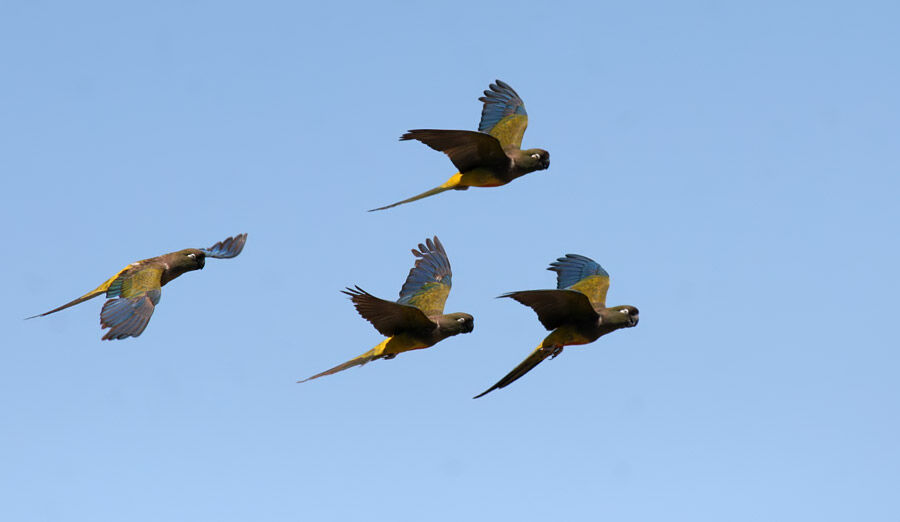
[299,236,473,382]
[474,254,638,398]
[370,80,550,211]
[28,234,247,340]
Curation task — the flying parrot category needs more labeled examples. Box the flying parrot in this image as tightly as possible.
[299,236,474,383]
[28,234,248,340]
[369,80,550,211]
[474,254,638,398]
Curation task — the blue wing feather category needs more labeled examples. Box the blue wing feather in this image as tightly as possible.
[397,236,452,304]
[548,254,609,290]
[201,233,248,259]
[107,277,125,298]
[99,289,161,340]
[478,80,527,134]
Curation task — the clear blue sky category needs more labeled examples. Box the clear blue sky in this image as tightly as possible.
[2,1,898,520]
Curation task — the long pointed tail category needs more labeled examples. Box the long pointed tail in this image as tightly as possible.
[297,338,390,383]
[368,174,463,212]
[25,272,123,319]
[473,343,558,399]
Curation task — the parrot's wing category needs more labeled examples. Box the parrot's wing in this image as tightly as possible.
[99,265,165,340]
[548,254,610,309]
[100,290,160,340]
[500,289,598,330]
[478,80,528,149]
[201,233,248,259]
[400,129,508,173]
[397,236,452,318]
[343,286,436,336]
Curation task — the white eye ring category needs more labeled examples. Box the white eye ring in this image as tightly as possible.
[620,309,629,314]
[531,153,541,160]
[187,253,196,259]
[457,317,465,322]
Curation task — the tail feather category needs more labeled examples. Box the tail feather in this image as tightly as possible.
[368,174,463,212]
[26,273,122,319]
[473,343,557,399]
[298,338,391,383]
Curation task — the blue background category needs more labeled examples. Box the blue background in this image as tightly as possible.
[2,1,898,520]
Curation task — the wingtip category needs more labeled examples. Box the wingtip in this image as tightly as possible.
[341,285,368,299]
[202,233,249,259]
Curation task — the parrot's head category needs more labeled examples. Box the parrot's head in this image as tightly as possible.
[161,249,207,282]
[439,313,475,335]
[518,148,550,172]
[601,305,639,329]
[179,248,206,271]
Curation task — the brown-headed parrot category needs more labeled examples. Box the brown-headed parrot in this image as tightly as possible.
[299,236,473,383]
[474,254,638,398]
[27,234,248,340]
[369,80,550,211]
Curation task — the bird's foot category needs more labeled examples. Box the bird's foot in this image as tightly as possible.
[383,354,397,360]
[549,346,564,359]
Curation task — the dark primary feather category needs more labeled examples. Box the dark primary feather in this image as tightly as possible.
[478,79,527,133]
[549,254,608,290]
[400,129,509,173]
[201,233,248,259]
[342,286,436,337]
[501,289,599,330]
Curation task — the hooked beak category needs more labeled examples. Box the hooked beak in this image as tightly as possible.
[629,314,639,327]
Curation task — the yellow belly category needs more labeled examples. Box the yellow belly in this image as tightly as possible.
[542,327,592,348]
[375,333,429,357]
[458,169,507,188]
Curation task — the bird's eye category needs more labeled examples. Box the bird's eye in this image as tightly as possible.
[457,317,465,323]
[620,309,629,314]
[187,253,196,259]
[531,153,541,160]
